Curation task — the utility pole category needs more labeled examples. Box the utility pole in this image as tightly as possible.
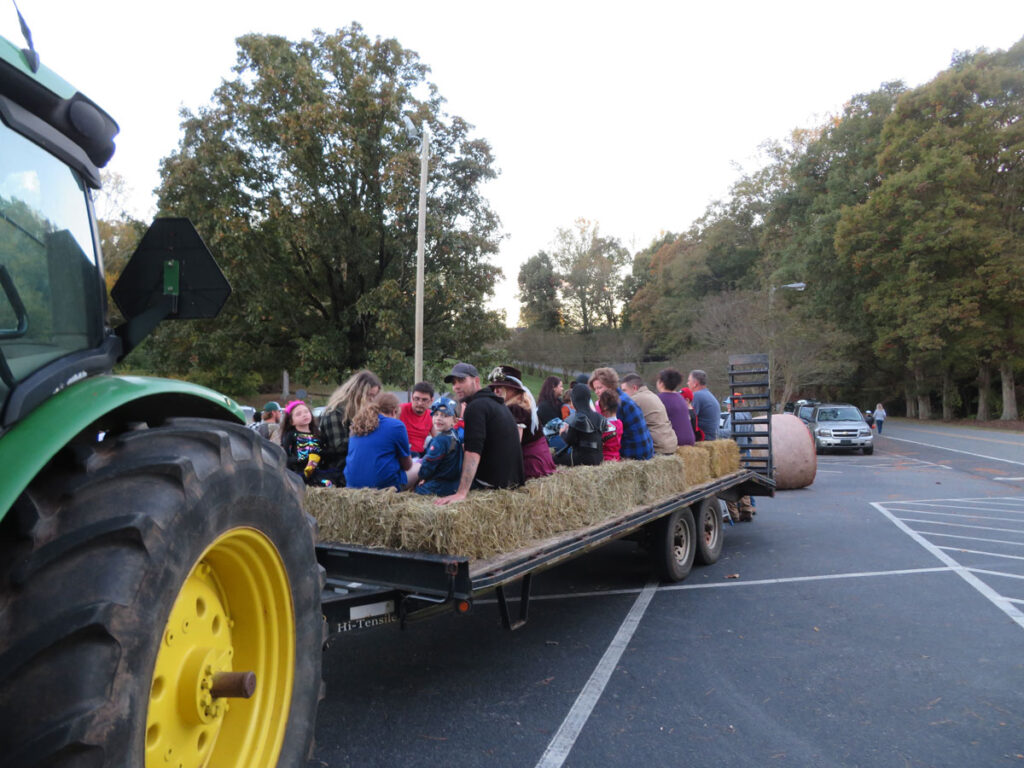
[414,123,430,385]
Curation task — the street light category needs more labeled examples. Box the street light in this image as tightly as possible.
[768,281,806,410]
[404,115,431,385]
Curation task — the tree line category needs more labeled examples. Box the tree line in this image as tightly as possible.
[518,39,1024,420]
[98,26,1023,420]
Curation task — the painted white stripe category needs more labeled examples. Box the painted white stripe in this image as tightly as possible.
[480,567,954,606]
[940,548,1024,562]
[872,502,1024,630]
[967,567,1024,580]
[895,509,1024,524]
[657,566,951,591]
[916,531,1024,546]
[534,581,658,768]
[895,518,1024,535]
[1005,597,1024,605]
[875,495,1024,507]
[888,501,1024,514]
[995,477,1024,482]
[881,436,1024,466]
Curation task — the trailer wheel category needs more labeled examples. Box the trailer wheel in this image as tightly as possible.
[0,418,322,768]
[651,506,696,582]
[692,498,723,565]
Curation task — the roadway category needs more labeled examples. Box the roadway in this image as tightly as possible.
[311,420,1024,767]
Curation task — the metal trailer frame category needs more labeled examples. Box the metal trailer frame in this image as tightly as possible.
[317,470,774,637]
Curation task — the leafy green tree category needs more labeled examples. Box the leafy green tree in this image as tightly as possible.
[551,219,629,333]
[516,251,562,329]
[836,40,1024,419]
[148,25,504,389]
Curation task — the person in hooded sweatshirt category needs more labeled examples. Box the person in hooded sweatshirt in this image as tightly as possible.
[554,382,607,466]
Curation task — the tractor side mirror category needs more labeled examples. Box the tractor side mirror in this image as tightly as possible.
[111,218,231,357]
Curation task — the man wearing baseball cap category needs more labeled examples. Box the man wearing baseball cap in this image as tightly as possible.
[248,401,282,440]
[436,362,524,504]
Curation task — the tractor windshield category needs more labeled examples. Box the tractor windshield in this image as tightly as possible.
[0,120,102,410]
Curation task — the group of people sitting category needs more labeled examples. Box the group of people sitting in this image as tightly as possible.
[250,363,733,508]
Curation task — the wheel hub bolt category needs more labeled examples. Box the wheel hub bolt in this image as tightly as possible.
[210,671,257,699]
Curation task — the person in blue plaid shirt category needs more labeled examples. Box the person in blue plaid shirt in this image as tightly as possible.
[588,367,653,460]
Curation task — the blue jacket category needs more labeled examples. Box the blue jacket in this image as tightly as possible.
[415,430,463,496]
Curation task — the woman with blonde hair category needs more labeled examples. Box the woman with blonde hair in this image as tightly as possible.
[488,365,557,480]
[318,369,382,482]
[344,392,419,490]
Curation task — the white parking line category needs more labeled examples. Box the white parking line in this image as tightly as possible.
[881,436,1024,466]
[939,548,1024,562]
[895,509,1024,524]
[888,500,1024,514]
[968,567,1024,579]
[895,518,1024,535]
[872,501,1024,630]
[915,531,1024,546]
[534,581,658,768]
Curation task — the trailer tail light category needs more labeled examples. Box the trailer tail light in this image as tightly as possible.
[457,600,471,614]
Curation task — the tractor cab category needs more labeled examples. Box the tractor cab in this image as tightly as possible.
[0,36,229,430]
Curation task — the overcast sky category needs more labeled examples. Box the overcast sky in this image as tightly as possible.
[7,2,1024,323]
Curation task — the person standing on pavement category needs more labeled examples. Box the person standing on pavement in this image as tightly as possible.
[435,362,525,505]
[687,369,721,440]
[874,402,887,434]
[722,394,756,522]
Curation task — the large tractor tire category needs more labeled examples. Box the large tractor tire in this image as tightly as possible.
[0,418,323,768]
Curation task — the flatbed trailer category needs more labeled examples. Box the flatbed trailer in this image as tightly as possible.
[317,467,774,637]
[317,354,775,638]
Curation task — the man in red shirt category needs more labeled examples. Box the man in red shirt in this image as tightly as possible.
[400,382,435,456]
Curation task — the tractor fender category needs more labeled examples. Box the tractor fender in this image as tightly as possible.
[0,374,243,520]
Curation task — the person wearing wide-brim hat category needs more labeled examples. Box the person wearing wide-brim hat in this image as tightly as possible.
[488,365,556,480]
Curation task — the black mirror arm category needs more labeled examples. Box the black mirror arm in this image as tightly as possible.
[113,298,172,359]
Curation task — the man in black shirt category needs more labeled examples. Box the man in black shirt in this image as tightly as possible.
[435,362,525,505]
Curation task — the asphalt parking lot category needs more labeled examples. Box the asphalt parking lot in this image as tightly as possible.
[312,423,1024,767]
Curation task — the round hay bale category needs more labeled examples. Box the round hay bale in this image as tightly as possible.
[772,413,816,489]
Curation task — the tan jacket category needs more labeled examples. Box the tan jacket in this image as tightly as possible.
[630,386,678,455]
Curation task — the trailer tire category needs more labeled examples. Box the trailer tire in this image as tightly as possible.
[0,418,322,768]
[651,506,696,582]
[692,498,723,565]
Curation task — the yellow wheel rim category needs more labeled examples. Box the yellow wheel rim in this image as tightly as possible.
[146,527,295,768]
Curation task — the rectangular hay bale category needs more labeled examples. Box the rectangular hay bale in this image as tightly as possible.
[307,450,735,560]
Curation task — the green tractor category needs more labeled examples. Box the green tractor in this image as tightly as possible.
[0,31,322,768]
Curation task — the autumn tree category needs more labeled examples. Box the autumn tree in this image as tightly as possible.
[148,25,505,389]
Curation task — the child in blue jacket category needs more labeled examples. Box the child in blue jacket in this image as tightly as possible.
[414,397,464,496]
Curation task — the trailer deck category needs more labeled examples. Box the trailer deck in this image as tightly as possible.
[317,468,774,636]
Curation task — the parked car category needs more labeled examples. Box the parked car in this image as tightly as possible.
[793,399,820,423]
[799,402,874,455]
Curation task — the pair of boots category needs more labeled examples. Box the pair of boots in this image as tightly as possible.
[726,496,756,523]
